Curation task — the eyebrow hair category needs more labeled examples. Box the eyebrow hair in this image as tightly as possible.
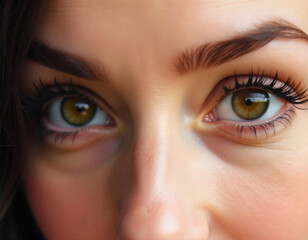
[27,40,103,80]
[175,19,308,75]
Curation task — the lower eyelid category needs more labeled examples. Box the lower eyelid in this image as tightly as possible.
[198,105,295,141]
[42,129,121,152]
[221,108,294,139]
[42,116,116,133]
[41,124,119,151]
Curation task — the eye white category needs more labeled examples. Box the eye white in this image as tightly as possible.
[47,98,109,129]
[216,92,284,121]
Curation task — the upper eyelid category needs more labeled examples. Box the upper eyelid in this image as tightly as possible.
[23,79,117,115]
[218,72,308,105]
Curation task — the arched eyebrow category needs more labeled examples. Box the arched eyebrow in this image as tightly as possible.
[174,19,308,75]
[27,40,104,80]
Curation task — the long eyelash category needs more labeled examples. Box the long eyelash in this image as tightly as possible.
[22,77,82,113]
[221,70,308,107]
[228,109,295,137]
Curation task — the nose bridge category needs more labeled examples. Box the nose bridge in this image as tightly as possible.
[132,113,171,195]
[127,85,182,192]
[116,104,186,239]
[115,104,210,239]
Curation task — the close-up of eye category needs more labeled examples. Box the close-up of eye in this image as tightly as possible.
[203,73,307,138]
[22,80,117,145]
[45,96,114,129]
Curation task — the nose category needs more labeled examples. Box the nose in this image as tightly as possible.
[117,192,209,240]
[117,191,188,240]
[115,119,210,240]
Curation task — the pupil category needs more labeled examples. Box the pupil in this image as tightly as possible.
[245,98,253,106]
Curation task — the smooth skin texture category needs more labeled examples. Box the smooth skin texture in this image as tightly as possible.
[22,0,308,239]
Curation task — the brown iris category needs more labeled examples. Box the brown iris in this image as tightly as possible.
[61,97,96,126]
[232,89,269,120]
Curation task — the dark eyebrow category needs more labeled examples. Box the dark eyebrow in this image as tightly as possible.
[175,19,308,75]
[27,40,103,80]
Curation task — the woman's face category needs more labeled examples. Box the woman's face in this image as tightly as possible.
[22,0,308,239]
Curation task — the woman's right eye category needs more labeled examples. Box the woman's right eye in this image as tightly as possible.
[45,96,114,129]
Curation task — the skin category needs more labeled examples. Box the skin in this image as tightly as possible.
[21,0,308,239]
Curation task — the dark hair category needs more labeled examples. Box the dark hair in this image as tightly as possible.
[0,0,44,239]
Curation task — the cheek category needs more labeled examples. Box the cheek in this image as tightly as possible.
[24,165,117,240]
[215,160,308,239]
[197,132,308,238]
[35,136,121,173]
[23,140,121,240]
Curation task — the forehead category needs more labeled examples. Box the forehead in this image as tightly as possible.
[38,0,308,48]
[36,0,308,78]
[46,0,308,17]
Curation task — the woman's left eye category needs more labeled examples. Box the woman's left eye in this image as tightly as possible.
[45,96,114,128]
[215,89,284,122]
